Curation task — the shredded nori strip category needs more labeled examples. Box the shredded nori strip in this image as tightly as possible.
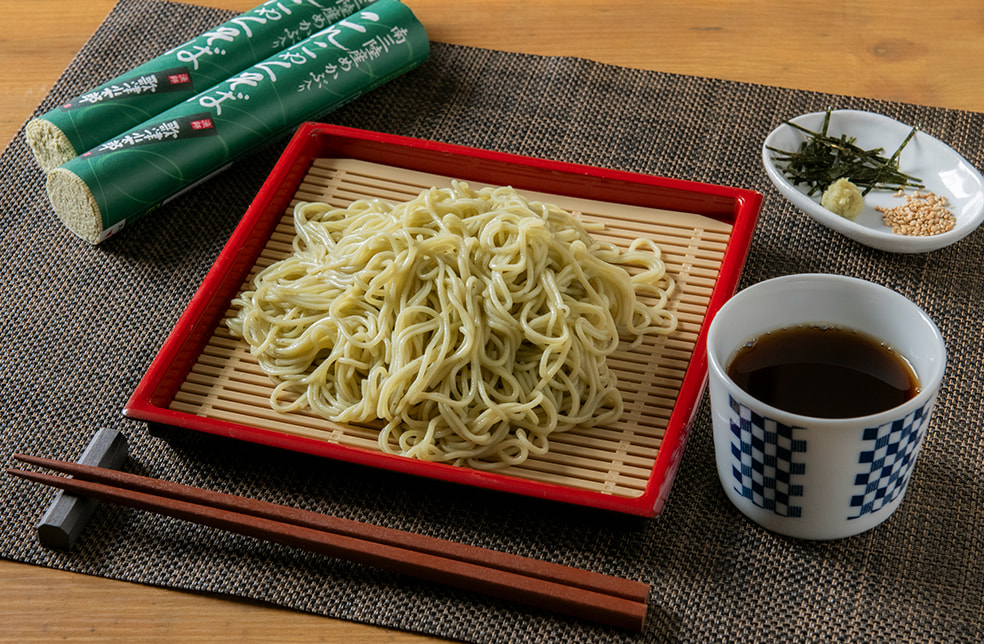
[767,108,924,196]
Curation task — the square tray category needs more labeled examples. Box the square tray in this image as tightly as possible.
[125,123,761,517]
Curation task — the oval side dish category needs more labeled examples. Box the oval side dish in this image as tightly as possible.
[762,109,984,253]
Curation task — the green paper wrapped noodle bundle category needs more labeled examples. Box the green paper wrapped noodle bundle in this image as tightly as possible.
[46,0,429,244]
[26,0,378,172]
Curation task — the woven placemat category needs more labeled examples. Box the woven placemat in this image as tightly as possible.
[2,1,982,641]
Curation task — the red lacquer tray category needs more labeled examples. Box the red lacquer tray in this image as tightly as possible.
[125,123,761,517]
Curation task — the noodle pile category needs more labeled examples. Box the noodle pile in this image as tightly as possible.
[226,182,676,468]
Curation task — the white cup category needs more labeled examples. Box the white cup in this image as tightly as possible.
[706,274,946,540]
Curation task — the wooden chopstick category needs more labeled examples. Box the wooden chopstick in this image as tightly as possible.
[9,454,649,631]
[12,453,648,603]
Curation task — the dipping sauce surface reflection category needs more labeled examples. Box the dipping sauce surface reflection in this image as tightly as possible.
[726,325,920,418]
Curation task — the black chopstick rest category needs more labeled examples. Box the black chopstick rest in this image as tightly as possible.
[36,428,128,550]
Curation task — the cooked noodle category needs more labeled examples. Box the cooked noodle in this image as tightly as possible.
[226,182,676,468]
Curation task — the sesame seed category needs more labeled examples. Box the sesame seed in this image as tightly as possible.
[875,190,956,236]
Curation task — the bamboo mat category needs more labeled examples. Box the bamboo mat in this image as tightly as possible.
[2,1,984,642]
[171,158,732,498]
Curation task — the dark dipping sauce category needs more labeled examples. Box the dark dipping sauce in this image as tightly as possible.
[726,325,920,418]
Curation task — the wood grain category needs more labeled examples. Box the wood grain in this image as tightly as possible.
[3,0,983,641]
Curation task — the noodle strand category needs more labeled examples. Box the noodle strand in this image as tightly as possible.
[227,182,677,469]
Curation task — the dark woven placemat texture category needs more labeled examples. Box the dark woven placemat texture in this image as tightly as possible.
[2,1,982,642]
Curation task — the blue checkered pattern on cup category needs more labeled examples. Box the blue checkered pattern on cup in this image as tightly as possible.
[727,395,934,522]
[728,395,807,518]
[849,401,934,519]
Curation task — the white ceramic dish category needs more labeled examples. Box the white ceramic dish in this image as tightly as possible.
[762,109,984,253]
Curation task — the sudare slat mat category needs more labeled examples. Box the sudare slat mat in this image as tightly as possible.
[169,158,733,499]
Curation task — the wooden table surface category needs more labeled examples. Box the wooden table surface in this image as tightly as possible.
[3,1,982,641]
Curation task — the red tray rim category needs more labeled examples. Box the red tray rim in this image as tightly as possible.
[124,122,762,517]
